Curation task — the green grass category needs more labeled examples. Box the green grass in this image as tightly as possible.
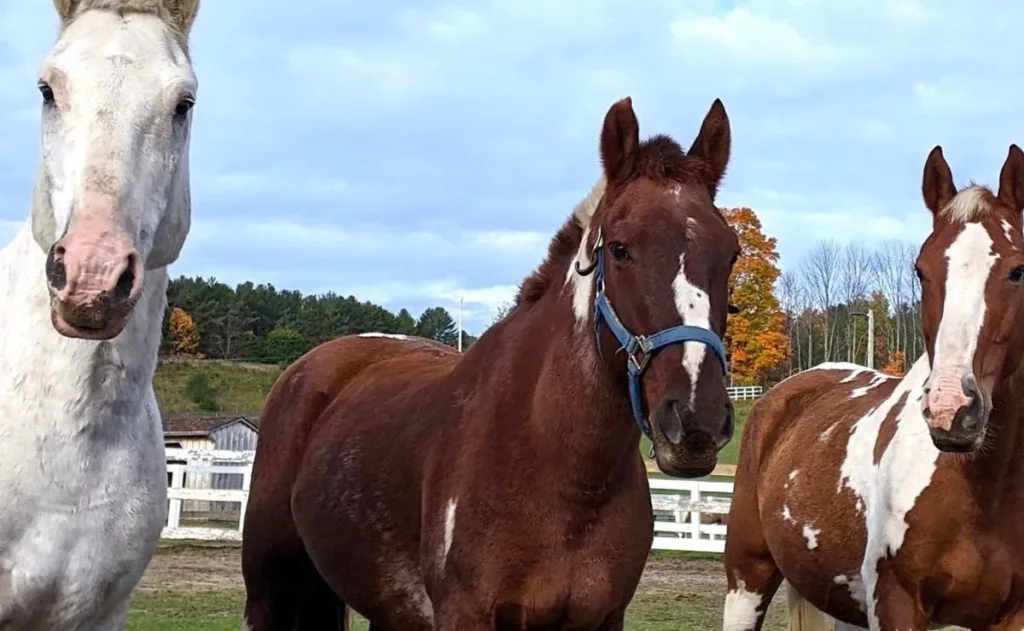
[154,360,283,415]
[126,546,791,631]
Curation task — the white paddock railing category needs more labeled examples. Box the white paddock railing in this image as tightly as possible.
[161,449,734,550]
[726,385,763,400]
[163,448,253,541]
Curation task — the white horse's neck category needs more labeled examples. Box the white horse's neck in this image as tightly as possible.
[0,224,167,434]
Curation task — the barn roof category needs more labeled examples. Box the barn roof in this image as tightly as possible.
[162,414,259,438]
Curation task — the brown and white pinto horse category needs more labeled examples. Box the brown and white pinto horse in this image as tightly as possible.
[722,143,1024,631]
[241,96,741,630]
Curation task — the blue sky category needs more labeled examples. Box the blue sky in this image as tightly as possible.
[1,0,1021,334]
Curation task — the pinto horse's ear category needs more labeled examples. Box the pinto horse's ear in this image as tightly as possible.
[998,144,1024,215]
[600,97,640,183]
[688,98,731,201]
[922,145,957,218]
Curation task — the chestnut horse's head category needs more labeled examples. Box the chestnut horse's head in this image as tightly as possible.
[917,144,1024,453]
[569,97,739,477]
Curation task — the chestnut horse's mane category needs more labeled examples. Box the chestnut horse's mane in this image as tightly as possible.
[514,134,721,308]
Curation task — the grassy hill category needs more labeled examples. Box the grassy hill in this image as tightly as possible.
[155,359,756,469]
[154,360,283,416]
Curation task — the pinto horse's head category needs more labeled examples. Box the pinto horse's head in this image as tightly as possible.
[917,144,1024,453]
[567,97,740,477]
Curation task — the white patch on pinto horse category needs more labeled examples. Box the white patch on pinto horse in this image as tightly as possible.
[851,373,890,398]
[924,223,997,423]
[835,356,939,630]
[722,579,763,631]
[672,253,712,407]
[802,524,821,550]
[833,574,868,613]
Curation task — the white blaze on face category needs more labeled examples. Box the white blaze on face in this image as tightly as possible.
[925,222,997,427]
[672,253,712,408]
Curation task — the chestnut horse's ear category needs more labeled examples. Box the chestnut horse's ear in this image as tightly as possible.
[600,97,639,183]
[688,98,731,200]
[998,144,1024,215]
[922,145,956,217]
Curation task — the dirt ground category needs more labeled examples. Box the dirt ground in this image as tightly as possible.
[131,544,792,630]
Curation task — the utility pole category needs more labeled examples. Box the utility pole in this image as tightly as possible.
[866,307,874,370]
[850,308,875,370]
[458,296,464,353]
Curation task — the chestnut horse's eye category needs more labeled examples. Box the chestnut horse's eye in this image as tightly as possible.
[1009,265,1024,284]
[608,242,632,263]
[173,97,195,118]
[38,81,54,104]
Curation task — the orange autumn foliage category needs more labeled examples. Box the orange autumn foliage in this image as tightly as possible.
[881,350,907,377]
[168,306,201,357]
[721,207,789,385]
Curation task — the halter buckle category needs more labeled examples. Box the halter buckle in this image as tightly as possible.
[627,335,653,374]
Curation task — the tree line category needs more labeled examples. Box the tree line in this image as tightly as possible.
[163,277,476,364]
[163,207,926,388]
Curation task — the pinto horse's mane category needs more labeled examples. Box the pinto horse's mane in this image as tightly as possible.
[941,184,998,224]
[514,135,719,307]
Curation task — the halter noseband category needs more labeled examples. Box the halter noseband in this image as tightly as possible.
[576,235,729,440]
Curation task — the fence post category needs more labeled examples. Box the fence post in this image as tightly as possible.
[787,582,835,631]
[239,465,253,533]
[167,464,184,530]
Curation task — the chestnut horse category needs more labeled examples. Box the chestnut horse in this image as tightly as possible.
[241,96,741,630]
[722,143,1024,630]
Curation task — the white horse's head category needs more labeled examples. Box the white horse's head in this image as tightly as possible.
[32,0,200,340]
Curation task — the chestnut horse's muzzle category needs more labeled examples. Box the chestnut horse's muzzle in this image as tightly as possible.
[575,241,729,441]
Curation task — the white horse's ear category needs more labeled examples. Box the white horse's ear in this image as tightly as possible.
[168,0,200,35]
[53,0,81,23]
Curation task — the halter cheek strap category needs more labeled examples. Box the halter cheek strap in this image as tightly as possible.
[583,245,729,440]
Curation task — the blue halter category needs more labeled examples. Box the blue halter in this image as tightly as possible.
[581,241,729,440]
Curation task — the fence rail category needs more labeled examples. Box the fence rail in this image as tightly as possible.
[726,385,763,400]
[162,448,734,551]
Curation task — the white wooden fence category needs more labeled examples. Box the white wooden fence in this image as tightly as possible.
[162,449,734,551]
[726,385,763,400]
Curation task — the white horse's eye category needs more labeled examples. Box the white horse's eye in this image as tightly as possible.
[38,81,55,104]
[173,97,195,117]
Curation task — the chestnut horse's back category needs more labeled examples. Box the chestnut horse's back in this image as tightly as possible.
[240,333,458,630]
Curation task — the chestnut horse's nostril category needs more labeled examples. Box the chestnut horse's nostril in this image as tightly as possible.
[45,244,67,291]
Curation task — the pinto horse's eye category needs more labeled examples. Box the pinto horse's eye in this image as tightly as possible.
[1009,266,1024,284]
[608,242,632,263]
[173,97,195,118]
[38,81,54,104]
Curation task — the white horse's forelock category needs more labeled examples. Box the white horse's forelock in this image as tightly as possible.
[0,3,198,629]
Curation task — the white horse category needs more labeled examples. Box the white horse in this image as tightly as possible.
[0,0,200,628]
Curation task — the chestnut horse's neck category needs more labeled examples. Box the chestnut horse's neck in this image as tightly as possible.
[457,270,641,493]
